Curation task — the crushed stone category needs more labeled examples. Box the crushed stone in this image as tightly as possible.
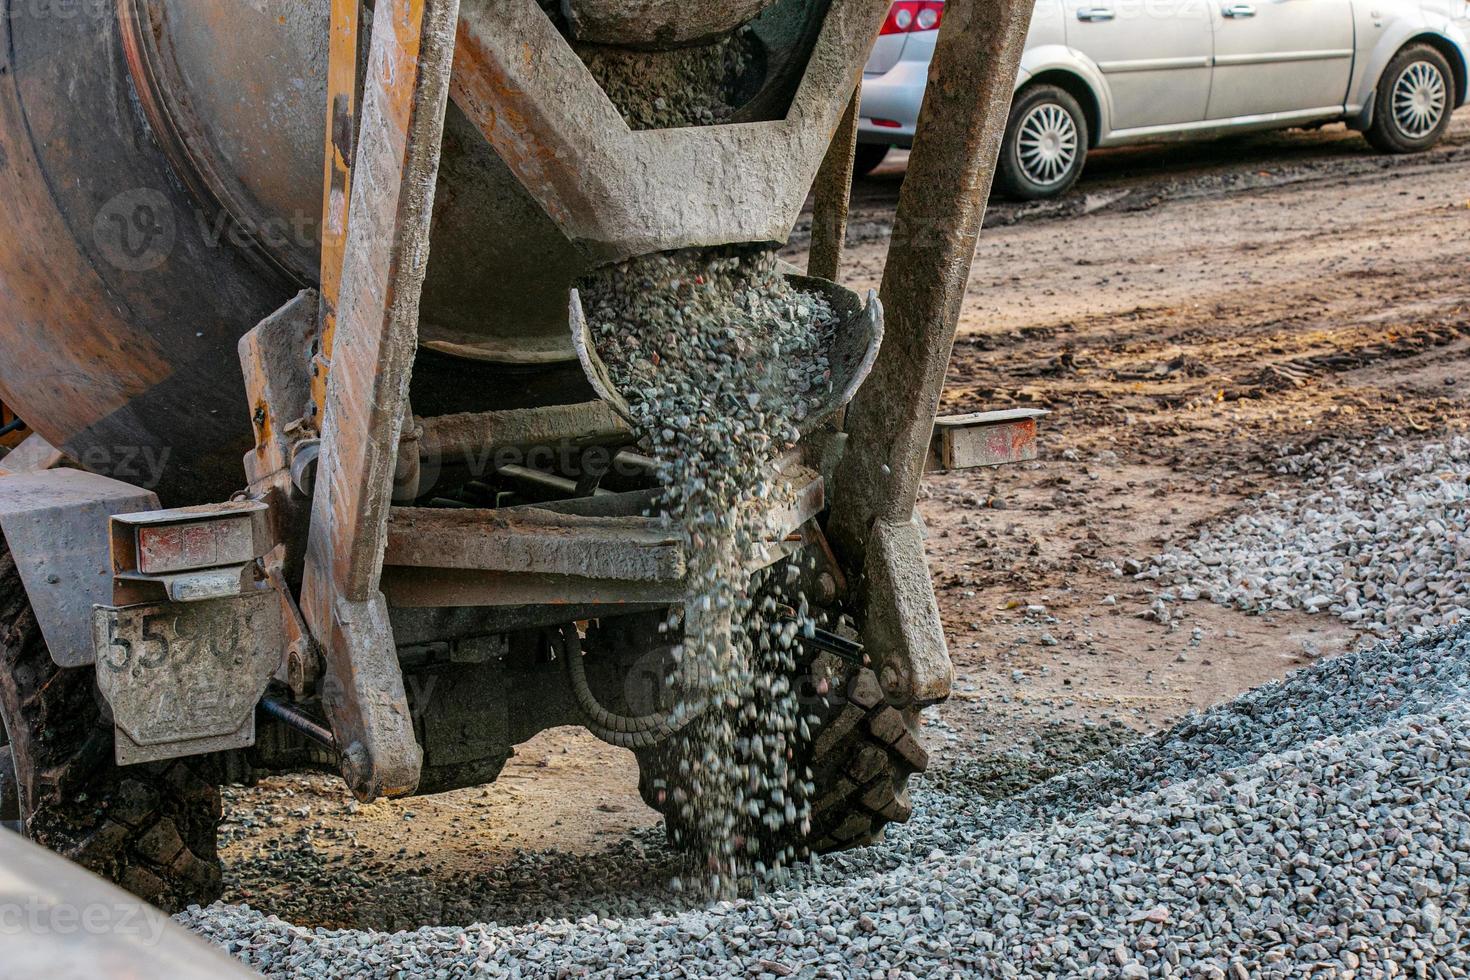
[1141,433,1469,641]
[184,627,1470,977]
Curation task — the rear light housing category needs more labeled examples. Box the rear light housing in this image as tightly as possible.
[879,1,945,35]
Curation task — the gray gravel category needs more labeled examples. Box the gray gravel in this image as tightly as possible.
[580,248,837,889]
[183,625,1470,976]
[1141,434,1469,641]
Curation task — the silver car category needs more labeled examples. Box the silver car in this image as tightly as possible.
[859,0,1470,198]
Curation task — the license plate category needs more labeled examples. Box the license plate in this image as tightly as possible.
[92,592,282,764]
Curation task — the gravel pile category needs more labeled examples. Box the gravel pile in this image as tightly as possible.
[1141,434,1469,641]
[184,626,1470,976]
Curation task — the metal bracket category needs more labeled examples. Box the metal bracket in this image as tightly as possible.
[93,590,284,766]
[928,409,1046,472]
[107,500,271,606]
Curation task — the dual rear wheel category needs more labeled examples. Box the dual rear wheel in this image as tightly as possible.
[0,545,223,912]
[636,661,930,857]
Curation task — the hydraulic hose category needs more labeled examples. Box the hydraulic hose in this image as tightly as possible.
[561,629,698,750]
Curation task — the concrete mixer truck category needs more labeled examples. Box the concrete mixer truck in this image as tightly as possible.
[0,0,1040,909]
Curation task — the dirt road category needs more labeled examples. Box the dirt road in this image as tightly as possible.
[220,117,1470,929]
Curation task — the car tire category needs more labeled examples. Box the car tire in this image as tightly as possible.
[853,143,891,178]
[1367,44,1456,154]
[998,84,1090,201]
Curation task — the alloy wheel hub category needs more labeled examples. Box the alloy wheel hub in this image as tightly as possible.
[1018,103,1079,186]
[1393,61,1447,140]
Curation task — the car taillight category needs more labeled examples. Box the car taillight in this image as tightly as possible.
[879,1,945,35]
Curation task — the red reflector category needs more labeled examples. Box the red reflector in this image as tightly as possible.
[879,0,944,35]
[872,119,903,129]
[136,517,255,575]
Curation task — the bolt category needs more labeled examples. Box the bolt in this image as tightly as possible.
[286,645,307,694]
[816,572,838,603]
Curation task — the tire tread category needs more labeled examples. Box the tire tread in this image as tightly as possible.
[0,547,222,911]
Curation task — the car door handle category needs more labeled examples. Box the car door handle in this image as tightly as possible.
[1076,6,1116,20]
[1222,3,1256,15]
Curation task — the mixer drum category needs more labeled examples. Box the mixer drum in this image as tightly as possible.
[0,0,824,504]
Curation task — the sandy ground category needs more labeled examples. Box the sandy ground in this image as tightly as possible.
[219,117,1470,930]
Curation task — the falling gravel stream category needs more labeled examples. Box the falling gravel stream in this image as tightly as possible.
[576,247,838,891]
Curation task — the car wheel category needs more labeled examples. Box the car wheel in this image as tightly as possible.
[1367,44,1455,153]
[998,85,1089,201]
[853,143,891,178]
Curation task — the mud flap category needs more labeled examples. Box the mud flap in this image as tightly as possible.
[0,469,159,667]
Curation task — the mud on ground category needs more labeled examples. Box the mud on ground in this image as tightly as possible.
[218,117,1470,931]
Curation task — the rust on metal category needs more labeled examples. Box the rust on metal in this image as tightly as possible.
[239,290,318,484]
[301,0,462,802]
[386,506,686,582]
[313,0,364,423]
[0,10,174,449]
[116,0,309,287]
[110,501,271,577]
[929,409,1046,471]
[382,567,685,608]
[415,402,633,464]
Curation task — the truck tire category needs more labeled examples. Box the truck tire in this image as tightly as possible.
[0,545,223,912]
[637,662,929,855]
[1366,44,1455,154]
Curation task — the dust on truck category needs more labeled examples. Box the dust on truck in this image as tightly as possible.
[0,0,1039,909]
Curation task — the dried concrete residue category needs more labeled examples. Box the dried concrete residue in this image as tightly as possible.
[575,31,759,130]
[532,0,760,130]
[580,247,836,892]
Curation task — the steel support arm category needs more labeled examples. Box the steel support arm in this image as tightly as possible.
[808,84,862,283]
[301,0,462,802]
[826,0,1035,704]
